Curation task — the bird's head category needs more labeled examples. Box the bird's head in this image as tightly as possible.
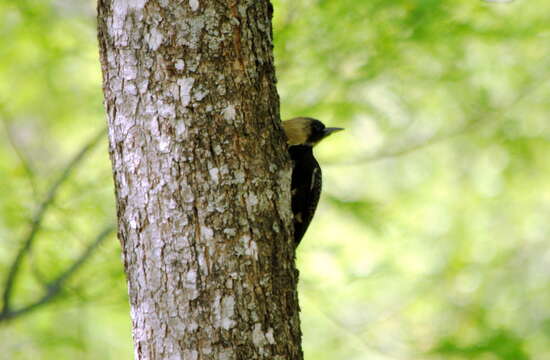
[282,117,343,147]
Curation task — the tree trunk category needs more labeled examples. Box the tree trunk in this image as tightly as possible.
[97,1,302,359]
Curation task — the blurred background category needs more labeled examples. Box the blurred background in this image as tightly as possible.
[1,0,550,359]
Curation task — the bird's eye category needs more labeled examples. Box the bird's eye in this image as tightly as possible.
[312,121,324,133]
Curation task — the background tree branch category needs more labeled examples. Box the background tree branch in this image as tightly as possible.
[330,74,549,166]
[0,225,114,323]
[1,128,107,318]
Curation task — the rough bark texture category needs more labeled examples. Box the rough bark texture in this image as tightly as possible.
[97,1,302,359]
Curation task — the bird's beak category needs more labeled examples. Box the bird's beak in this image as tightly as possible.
[323,127,344,137]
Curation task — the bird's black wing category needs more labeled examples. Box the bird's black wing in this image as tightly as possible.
[291,155,322,245]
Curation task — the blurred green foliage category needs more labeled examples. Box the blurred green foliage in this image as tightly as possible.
[1,0,550,359]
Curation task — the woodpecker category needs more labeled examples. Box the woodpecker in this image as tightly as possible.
[282,117,343,245]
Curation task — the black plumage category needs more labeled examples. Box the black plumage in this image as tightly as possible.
[282,117,343,245]
[288,145,322,244]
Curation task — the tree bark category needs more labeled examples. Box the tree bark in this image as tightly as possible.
[97,1,302,359]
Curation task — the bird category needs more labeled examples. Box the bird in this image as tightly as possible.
[282,117,343,245]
